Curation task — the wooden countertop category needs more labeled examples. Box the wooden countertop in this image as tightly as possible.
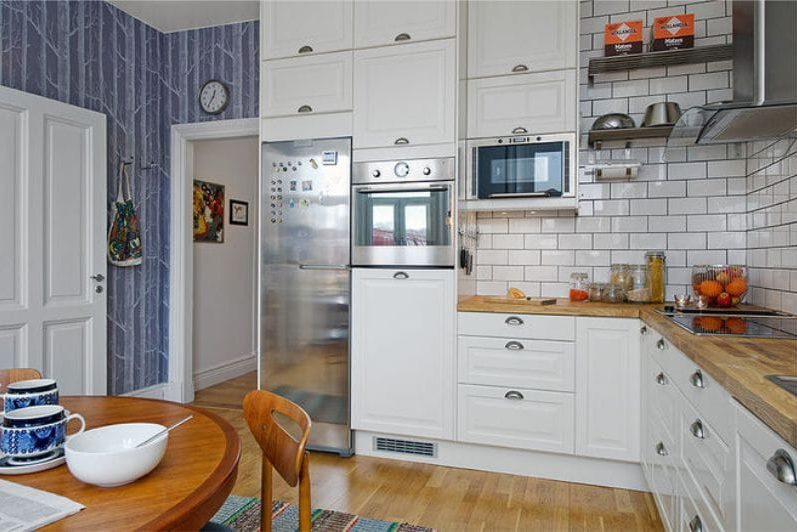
[458,296,797,448]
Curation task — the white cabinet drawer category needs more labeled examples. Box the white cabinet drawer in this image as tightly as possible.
[354,0,456,48]
[458,312,575,341]
[646,419,678,532]
[261,52,353,118]
[647,358,678,441]
[458,384,574,454]
[458,336,575,392]
[680,469,724,532]
[467,70,577,138]
[262,0,353,60]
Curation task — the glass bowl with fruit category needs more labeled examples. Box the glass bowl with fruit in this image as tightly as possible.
[691,265,748,307]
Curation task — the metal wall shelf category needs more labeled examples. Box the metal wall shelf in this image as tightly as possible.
[588,44,733,83]
[588,126,674,148]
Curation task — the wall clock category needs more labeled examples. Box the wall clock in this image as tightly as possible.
[199,80,229,115]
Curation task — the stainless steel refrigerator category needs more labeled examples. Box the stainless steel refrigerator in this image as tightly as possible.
[260,137,352,456]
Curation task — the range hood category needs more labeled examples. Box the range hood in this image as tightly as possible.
[669,0,797,146]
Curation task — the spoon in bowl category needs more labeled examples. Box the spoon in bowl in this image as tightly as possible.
[135,415,193,448]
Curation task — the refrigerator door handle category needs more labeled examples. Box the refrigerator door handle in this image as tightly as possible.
[298,264,351,271]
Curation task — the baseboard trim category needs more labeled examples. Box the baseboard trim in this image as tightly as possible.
[354,430,647,491]
[193,353,257,392]
[122,383,173,400]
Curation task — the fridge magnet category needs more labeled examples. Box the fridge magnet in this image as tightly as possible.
[229,200,249,226]
[299,198,311,208]
[193,179,224,243]
[302,180,313,191]
[289,180,297,191]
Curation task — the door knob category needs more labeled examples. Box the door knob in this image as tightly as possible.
[90,274,105,282]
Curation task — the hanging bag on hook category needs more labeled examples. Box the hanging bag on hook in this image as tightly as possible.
[108,162,143,266]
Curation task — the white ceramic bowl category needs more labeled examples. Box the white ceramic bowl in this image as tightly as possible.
[65,423,168,487]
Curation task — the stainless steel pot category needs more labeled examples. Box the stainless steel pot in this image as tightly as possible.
[642,102,682,127]
[591,113,635,130]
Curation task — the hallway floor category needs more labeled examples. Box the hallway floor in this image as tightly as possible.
[192,373,662,531]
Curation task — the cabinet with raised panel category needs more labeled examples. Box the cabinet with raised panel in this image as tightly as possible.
[261,0,353,60]
[353,39,456,149]
[354,0,456,48]
[467,0,577,79]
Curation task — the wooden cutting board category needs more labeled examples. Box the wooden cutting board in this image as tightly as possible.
[482,296,557,305]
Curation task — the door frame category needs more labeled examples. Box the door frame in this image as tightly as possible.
[168,118,259,403]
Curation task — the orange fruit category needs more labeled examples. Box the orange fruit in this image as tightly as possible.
[699,279,724,298]
[726,277,748,297]
[695,316,723,332]
[726,318,747,335]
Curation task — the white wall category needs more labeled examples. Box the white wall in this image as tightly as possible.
[192,136,259,390]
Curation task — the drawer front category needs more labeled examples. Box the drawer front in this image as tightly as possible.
[680,469,724,532]
[458,312,575,341]
[647,358,678,441]
[457,384,574,454]
[458,336,575,391]
[262,52,353,118]
[681,398,733,527]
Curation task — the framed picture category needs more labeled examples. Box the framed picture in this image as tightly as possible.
[193,179,224,243]
[229,200,249,226]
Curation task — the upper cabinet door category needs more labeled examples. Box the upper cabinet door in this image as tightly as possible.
[468,0,577,78]
[353,0,456,48]
[262,0,353,60]
[353,39,456,149]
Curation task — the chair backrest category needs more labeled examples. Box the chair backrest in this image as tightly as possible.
[0,368,43,409]
[243,389,312,487]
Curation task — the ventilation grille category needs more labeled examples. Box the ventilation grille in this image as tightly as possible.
[374,436,436,457]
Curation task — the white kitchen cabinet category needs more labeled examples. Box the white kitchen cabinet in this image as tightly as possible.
[467,70,577,138]
[467,0,577,79]
[458,312,574,341]
[261,0,353,60]
[261,52,352,118]
[353,39,455,149]
[351,268,454,440]
[736,401,797,531]
[575,317,640,462]
[458,384,575,454]
[354,1,456,48]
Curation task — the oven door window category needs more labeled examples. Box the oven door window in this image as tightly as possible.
[354,189,451,247]
[477,142,568,199]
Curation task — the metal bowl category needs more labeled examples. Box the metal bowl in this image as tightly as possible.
[641,102,682,127]
[591,113,636,130]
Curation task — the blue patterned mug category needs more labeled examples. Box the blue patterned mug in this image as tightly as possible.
[2,379,60,413]
[0,405,85,459]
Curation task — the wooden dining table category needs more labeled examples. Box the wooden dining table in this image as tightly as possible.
[5,396,241,530]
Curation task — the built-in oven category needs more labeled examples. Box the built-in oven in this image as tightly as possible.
[465,133,576,200]
[352,158,454,267]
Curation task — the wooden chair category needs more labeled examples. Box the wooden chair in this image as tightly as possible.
[0,368,42,410]
[243,390,313,532]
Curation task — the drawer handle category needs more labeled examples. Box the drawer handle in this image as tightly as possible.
[689,369,705,389]
[640,325,647,335]
[504,341,524,351]
[690,419,705,440]
[688,515,703,532]
[298,45,313,54]
[297,105,313,113]
[511,126,528,134]
[766,449,797,486]
[656,338,666,351]
[394,137,410,145]
[504,390,524,400]
[504,316,524,326]
[655,441,668,456]
[511,64,529,73]
[655,372,667,385]
[393,271,409,279]
[394,33,411,42]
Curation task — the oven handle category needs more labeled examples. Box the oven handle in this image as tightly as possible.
[355,185,451,194]
[488,192,550,198]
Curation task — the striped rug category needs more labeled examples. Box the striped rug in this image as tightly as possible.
[211,495,434,532]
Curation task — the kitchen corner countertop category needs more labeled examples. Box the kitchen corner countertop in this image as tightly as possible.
[458,296,797,448]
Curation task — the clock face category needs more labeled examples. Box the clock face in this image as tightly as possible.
[199,80,229,115]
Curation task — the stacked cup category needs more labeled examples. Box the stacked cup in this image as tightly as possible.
[0,379,85,465]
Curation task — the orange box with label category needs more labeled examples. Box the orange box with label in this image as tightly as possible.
[650,14,695,52]
[604,20,643,56]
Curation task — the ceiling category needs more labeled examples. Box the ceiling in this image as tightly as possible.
[108,0,259,33]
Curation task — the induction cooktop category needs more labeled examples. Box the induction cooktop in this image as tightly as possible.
[658,307,797,339]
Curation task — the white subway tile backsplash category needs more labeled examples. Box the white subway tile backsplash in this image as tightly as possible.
[524,266,559,282]
[612,215,648,233]
[630,233,668,249]
[594,199,631,216]
[668,232,707,250]
[492,234,524,249]
[477,249,508,265]
[541,250,576,265]
[630,198,667,215]
[508,217,542,233]
[492,266,524,281]
[559,234,593,249]
[649,215,687,232]
[649,180,686,198]
[594,233,630,249]
[688,71,728,91]
[613,79,650,98]
[577,216,612,233]
[687,214,727,232]
[576,250,611,266]
[708,231,746,249]
[650,76,687,95]
[709,159,746,178]
[524,234,558,249]
[668,162,707,180]
[508,250,541,266]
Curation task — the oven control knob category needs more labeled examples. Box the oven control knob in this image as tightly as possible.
[394,162,410,178]
[422,166,431,176]
[372,169,381,178]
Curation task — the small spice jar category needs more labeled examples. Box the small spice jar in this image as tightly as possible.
[645,251,666,303]
[569,272,590,302]
[627,265,651,303]
[588,282,604,302]
[602,283,625,303]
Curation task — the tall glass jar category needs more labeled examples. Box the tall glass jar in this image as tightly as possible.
[569,272,590,302]
[646,251,666,303]
[627,265,651,303]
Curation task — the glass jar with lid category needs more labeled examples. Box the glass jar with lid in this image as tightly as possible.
[610,264,632,292]
[569,272,590,302]
[627,265,651,303]
[588,282,604,302]
[602,283,625,304]
[645,251,666,303]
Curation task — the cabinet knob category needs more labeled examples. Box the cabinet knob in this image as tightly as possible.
[393,271,409,279]
[655,372,667,385]
[504,341,524,351]
[766,449,797,486]
[511,126,528,134]
[422,167,431,176]
[689,419,705,440]
[394,137,409,145]
[504,390,524,400]
[297,105,313,113]
[655,441,668,456]
[688,515,703,532]
[512,64,529,73]
[298,45,313,54]
[504,316,524,326]
[640,325,647,335]
[372,169,381,178]
[689,369,705,389]
[656,338,666,351]
[394,33,411,42]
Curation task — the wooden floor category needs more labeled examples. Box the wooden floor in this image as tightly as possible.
[193,373,663,531]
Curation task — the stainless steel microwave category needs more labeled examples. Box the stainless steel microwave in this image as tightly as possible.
[465,133,576,201]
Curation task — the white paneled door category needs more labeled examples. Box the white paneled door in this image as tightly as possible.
[0,86,107,395]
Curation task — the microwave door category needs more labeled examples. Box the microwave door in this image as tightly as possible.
[477,142,566,199]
